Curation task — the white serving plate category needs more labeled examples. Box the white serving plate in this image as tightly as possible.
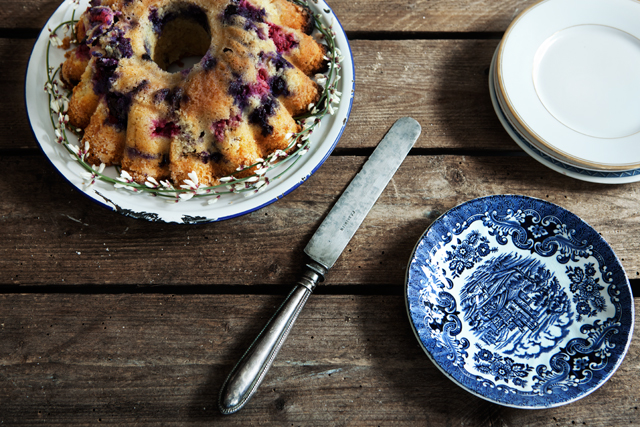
[25,0,354,224]
[497,0,640,171]
[490,45,640,184]
[493,43,612,173]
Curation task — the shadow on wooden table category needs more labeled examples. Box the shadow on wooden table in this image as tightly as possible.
[183,294,292,422]
[347,216,506,424]
[185,365,226,421]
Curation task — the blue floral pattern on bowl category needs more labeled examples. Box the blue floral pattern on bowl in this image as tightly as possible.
[405,195,634,408]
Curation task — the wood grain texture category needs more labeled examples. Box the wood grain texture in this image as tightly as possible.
[1,0,537,32]
[0,294,638,426]
[3,154,640,286]
[6,38,515,152]
[0,38,35,151]
[4,0,639,425]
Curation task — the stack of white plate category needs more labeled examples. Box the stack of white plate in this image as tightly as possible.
[490,0,640,183]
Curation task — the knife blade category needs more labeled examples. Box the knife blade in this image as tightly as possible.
[304,117,421,268]
[218,117,421,414]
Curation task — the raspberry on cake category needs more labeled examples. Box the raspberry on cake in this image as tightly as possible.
[62,0,327,186]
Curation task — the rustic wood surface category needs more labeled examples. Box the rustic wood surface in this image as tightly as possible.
[3,38,516,151]
[1,0,536,31]
[1,295,639,426]
[4,155,640,286]
[1,0,638,425]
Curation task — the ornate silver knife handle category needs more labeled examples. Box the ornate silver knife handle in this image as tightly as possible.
[218,261,327,415]
[218,117,421,415]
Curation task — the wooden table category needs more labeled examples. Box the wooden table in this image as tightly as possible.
[2,0,639,425]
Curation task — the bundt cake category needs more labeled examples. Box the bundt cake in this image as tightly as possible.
[61,0,327,186]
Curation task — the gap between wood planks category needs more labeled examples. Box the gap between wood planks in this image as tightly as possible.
[0,282,639,297]
[0,284,401,296]
[2,27,635,299]
[1,147,530,157]
[0,28,506,39]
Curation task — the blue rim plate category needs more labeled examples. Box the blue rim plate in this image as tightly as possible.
[25,0,355,224]
[405,195,634,408]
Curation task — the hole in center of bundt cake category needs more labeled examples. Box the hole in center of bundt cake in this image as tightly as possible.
[151,5,211,72]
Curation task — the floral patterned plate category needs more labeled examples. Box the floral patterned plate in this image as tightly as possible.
[25,0,354,224]
[405,195,634,408]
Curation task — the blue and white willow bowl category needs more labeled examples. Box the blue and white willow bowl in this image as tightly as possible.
[405,195,634,408]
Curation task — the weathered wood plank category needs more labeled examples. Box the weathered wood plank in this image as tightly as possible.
[0,38,36,151]
[1,0,536,32]
[0,0,62,30]
[347,39,512,152]
[0,294,638,425]
[2,154,640,286]
[6,38,517,151]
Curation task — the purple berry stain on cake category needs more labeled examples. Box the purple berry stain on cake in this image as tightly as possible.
[152,120,181,138]
[93,57,119,94]
[249,96,277,136]
[153,87,185,111]
[228,76,252,110]
[89,7,114,26]
[262,51,293,71]
[223,1,272,36]
[105,91,132,131]
[153,88,170,103]
[111,28,133,58]
[105,81,148,131]
[86,7,115,43]
[200,151,223,164]
[149,8,163,32]
[228,70,272,110]
[150,5,210,34]
[251,68,271,97]
[267,23,298,53]
[271,53,293,71]
[126,147,160,160]
[269,75,289,97]
[222,0,266,25]
[75,44,91,60]
[202,53,218,71]
[166,87,185,111]
[211,114,241,142]
[255,26,267,40]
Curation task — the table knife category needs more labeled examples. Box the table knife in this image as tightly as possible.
[218,117,422,414]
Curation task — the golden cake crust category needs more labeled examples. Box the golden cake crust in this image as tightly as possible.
[64,0,326,186]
